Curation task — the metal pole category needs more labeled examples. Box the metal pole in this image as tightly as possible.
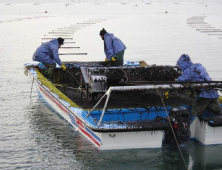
[98,89,112,126]
[30,77,34,98]
[86,92,107,117]
[120,80,222,84]
[86,84,89,102]
[80,77,83,99]
[108,83,222,92]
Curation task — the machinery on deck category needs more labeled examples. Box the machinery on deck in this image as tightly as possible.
[165,107,191,143]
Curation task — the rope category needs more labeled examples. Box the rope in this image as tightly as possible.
[30,77,34,98]
[53,83,80,90]
[121,68,128,82]
[66,70,80,86]
[155,87,189,170]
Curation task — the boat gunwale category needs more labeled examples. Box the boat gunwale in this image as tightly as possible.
[28,69,169,132]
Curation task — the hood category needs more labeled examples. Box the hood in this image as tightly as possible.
[49,38,59,48]
[176,54,193,71]
[104,33,114,37]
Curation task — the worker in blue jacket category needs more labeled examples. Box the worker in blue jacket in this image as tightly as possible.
[99,28,126,66]
[176,54,222,118]
[32,37,66,79]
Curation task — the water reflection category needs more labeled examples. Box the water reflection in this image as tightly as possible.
[27,98,222,170]
[191,143,222,170]
[27,98,88,169]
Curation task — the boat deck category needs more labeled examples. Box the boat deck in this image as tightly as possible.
[36,61,194,110]
[56,85,195,109]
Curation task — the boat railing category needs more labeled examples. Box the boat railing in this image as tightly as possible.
[86,81,222,126]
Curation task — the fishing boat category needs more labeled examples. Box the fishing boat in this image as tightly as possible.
[25,61,222,149]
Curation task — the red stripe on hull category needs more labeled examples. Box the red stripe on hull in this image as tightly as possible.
[79,127,101,147]
[76,117,84,128]
[38,84,100,148]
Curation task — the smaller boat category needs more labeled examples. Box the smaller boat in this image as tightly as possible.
[25,61,222,149]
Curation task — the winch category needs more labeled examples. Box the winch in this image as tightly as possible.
[89,75,107,93]
[80,67,107,94]
[165,107,191,143]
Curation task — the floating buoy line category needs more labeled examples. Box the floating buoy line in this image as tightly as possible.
[187,16,222,40]
[40,18,116,57]
[0,16,55,24]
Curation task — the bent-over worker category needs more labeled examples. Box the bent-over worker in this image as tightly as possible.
[176,54,222,118]
[32,37,66,79]
[99,28,126,66]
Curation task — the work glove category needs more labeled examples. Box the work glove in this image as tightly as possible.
[105,58,109,62]
[111,56,117,62]
[61,64,66,71]
[164,91,169,99]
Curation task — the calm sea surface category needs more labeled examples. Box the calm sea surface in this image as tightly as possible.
[1,1,222,169]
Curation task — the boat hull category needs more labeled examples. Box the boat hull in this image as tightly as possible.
[190,118,222,145]
[98,131,163,150]
[34,77,164,149]
[28,68,222,149]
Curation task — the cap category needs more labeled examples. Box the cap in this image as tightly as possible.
[99,28,107,36]
[57,37,64,45]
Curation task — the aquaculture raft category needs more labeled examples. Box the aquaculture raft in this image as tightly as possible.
[25,61,222,149]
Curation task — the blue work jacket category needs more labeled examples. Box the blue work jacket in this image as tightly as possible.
[176,54,218,99]
[104,33,126,61]
[32,39,62,66]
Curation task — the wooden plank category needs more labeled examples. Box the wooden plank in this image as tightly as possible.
[60,47,80,49]
[42,38,73,40]
[191,27,214,28]
[77,23,96,24]
[196,29,221,31]
[200,31,222,33]
[188,24,211,26]
[44,35,73,37]
[63,42,76,44]
[208,34,222,36]
[48,32,73,34]
[59,53,87,55]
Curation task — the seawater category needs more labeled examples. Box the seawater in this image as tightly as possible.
[0,1,222,169]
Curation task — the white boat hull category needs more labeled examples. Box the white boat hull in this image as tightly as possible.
[98,131,163,150]
[34,79,164,149]
[190,117,222,145]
